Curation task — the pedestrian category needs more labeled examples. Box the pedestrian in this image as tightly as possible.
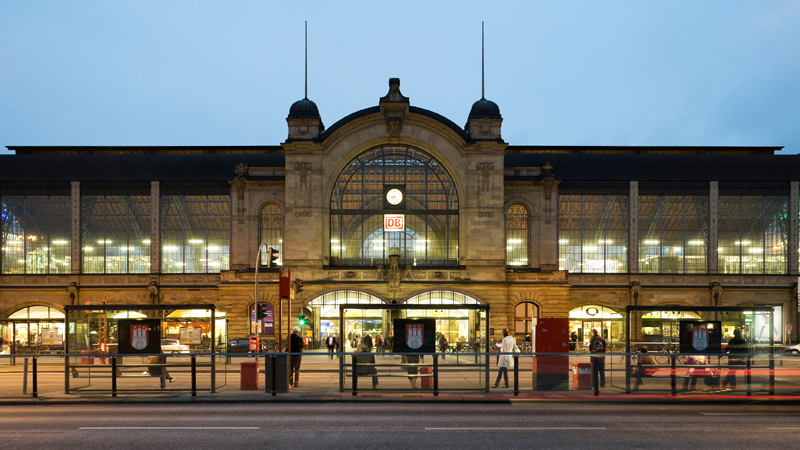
[492,328,518,388]
[326,333,337,359]
[375,334,384,353]
[289,326,304,388]
[402,353,420,388]
[570,331,578,351]
[356,343,379,389]
[363,332,373,351]
[589,329,606,393]
[682,354,707,390]
[632,347,656,390]
[723,328,747,389]
[439,334,449,360]
[355,333,362,351]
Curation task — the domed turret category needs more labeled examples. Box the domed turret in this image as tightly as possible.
[468,98,501,120]
[465,97,503,141]
[288,98,322,120]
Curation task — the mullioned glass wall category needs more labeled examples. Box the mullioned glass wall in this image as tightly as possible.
[558,193,628,273]
[718,195,787,274]
[160,193,230,273]
[639,195,708,274]
[506,204,529,266]
[81,194,150,273]
[1,196,71,274]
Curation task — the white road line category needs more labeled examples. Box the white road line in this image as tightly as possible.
[767,428,800,430]
[425,427,606,431]
[79,427,260,430]
[700,413,791,416]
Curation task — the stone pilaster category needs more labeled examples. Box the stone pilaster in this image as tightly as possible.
[709,181,719,275]
[71,182,80,274]
[628,181,638,274]
[789,182,799,275]
[150,181,160,273]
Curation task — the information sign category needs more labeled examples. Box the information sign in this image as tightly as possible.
[384,214,405,231]
[180,327,202,345]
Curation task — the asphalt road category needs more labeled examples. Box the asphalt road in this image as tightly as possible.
[1,403,799,449]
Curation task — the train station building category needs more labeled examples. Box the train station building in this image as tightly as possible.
[1,78,798,352]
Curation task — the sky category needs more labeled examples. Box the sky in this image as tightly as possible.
[1,1,799,155]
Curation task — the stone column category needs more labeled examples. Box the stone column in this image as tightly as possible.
[71,182,80,274]
[628,181,638,274]
[709,182,719,275]
[150,181,160,273]
[789,182,799,275]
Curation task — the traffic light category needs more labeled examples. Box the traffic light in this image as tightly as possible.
[294,278,304,294]
[298,314,308,326]
[256,302,264,320]
[266,247,279,268]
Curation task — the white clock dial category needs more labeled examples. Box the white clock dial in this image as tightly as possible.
[386,189,403,205]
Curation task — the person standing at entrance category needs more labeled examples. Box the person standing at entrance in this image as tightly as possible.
[289,326,304,388]
[326,334,337,359]
[363,333,373,351]
[589,329,606,393]
[493,328,517,388]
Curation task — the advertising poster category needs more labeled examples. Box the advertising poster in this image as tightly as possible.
[118,319,161,354]
[262,303,274,334]
[392,318,436,353]
[180,327,202,345]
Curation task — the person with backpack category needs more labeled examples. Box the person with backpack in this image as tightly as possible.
[589,329,607,393]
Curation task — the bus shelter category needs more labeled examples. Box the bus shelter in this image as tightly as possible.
[624,305,776,394]
[337,303,491,392]
[64,304,223,394]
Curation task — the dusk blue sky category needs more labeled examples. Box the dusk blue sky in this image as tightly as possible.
[1,1,799,155]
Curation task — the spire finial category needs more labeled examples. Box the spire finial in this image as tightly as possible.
[304,21,308,100]
[481,21,485,100]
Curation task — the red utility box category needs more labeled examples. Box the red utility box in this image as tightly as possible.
[80,350,94,365]
[240,361,259,390]
[532,318,570,391]
[572,362,592,389]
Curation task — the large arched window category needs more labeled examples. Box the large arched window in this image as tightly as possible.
[260,204,283,266]
[514,302,538,335]
[330,145,459,267]
[506,204,529,266]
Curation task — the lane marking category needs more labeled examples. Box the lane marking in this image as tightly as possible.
[79,427,260,430]
[767,428,800,430]
[700,413,793,416]
[425,427,606,431]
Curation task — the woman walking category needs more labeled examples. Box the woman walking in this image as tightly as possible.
[493,328,517,388]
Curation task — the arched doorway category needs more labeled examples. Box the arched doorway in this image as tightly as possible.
[404,290,482,346]
[2,306,65,356]
[305,290,387,349]
[569,305,623,349]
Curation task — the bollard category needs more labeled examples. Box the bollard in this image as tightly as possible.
[433,355,439,397]
[513,355,519,396]
[768,353,775,396]
[271,355,277,396]
[32,357,38,398]
[111,357,117,397]
[746,357,752,396]
[352,355,359,396]
[191,355,197,397]
[23,358,28,395]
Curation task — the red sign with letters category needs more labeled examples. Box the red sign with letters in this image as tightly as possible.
[384,214,405,231]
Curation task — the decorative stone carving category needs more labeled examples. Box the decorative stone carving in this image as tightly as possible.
[710,282,724,306]
[344,271,357,279]
[387,117,402,140]
[296,162,311,188]
[66,282,79,306]
[147,281,160,305]
[234,162,249,178]
[629,281,642,306]
[477,212,494,217]
[476,162,494,191]
[294,211,312,217]
[379,78,409,142]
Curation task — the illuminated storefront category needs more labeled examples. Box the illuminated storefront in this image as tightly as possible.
[569,305,624,347]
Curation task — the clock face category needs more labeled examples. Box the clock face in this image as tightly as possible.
[386,188,403,205]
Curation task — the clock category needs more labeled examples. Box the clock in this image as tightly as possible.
[386,188,403,205]
[383,185,406,209]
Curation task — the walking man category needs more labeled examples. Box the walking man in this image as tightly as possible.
[589,329,606,394]
[326,333,337,359]
[289,326,304,387]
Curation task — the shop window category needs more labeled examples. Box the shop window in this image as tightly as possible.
[514,302,538,335]
[259,204,283,266]
[506,205,529,267]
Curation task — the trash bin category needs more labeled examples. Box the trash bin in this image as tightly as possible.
[572,362,592,389]
[80,350,94,365]
[240,360,259,390]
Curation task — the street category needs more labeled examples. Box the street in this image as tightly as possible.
[1,403,799,449]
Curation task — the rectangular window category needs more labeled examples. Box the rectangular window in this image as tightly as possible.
[161,195,230,273]
[718,196,787,274]
[1,196,71,274]
[639,196,708,274]
[81,195,150,274]
[558,194,628,273]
